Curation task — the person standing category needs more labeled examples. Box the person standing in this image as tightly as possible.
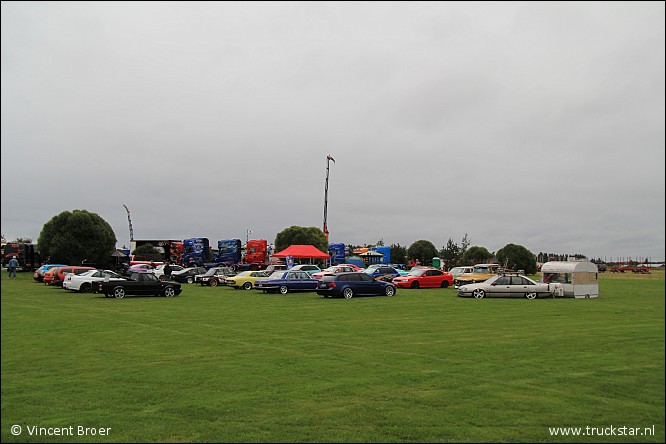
[163,261,173,282]
[7,256,19,279]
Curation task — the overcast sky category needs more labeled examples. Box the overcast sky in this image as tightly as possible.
[2,1,664,261]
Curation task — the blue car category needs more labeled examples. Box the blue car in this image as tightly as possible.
[364,265,401,281]
[254,270,319,294]
[316,272,397,299]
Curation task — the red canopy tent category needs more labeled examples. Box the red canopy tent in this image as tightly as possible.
[272,245,330,259]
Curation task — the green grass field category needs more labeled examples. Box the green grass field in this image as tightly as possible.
[2,271,664,443]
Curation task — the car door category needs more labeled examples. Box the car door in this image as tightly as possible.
[424,269,442,287]
[489,276,512,297]
[290,271,313,290]
[137,273,160,295]
[509,276,532,297]
[355,272,379,295]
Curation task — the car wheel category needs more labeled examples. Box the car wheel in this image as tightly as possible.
[440,280,449,288]
[80,283,92,293]
[209,278,219,287]
[385,285,395,297]
[186,276,194,284]
[243,282,252,290]
[113,287,126,299]
[279,285,289,294]
[343,287,354,299]
[410,281,420,289]
[164,286,176,298]
[525,292,537,300]
[472,289,485,299]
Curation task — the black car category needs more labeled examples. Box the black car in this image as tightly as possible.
[97,272,182,299]
[171,267,207,284]
[195,266,236,287]
[316,272,396,299]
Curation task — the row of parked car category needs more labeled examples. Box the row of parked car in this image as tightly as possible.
[32,260,550,300]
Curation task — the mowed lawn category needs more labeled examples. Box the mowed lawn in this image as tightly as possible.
[1,271,664,443]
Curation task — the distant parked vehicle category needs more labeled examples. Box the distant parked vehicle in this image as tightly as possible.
[171,267,207,284]
[63,269,126,293]
[225,270,269,290]
[33,264,67,282]
[97,272,182,299]
[454,264,502,287]
[195,267,236,287]
[364,264,401,281]
[152,263,184,281]
[392,267,454,289]
[289,264,322,276]
[447,266,474,279]
[311,264,358,280]
[316,272,396,299]
[124,263,155,277]
[254,270,319,294]
[263,264,288,275]
[44,266,95,287]
[457,274,552,299]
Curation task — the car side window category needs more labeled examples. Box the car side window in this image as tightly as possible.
[494,276,511,285]
[359,273,373,282]
[511,276,530,285]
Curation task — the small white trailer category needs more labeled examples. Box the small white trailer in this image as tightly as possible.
[541,261,599,298]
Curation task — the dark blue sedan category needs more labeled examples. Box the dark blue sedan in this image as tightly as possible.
[316,272,397,299]
[254,270,319,294]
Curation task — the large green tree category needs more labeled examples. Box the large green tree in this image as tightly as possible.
[37,210,117,265]
[274,226,328,253]
[496,243,537,274]
[439,238,461,268]
[462,246,492,265]
[390,243,407,265]
[407,240,438,265]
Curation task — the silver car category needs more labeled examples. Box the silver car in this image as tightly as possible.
[457,274,552,299]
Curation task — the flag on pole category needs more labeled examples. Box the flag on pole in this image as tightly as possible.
[327,154,335,163]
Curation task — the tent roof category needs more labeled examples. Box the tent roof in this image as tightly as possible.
[273,244,330,259]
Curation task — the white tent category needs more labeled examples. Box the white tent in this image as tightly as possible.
[541,261,599,298]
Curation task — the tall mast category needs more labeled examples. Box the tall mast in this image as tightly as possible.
[123,204,134,242]
[323,155,335,241]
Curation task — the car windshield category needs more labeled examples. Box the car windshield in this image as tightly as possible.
[406,269,426,276]
[203,268,218,276]
[268,271,286,279]
[484,275,501,284]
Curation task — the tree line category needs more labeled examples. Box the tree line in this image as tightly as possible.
[23,211,573,275]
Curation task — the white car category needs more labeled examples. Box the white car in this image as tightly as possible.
[289,264,322,276]
[152,264,185,281]
[63,269,126,293]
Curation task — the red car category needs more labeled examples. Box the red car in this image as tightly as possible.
[392,267,454,289]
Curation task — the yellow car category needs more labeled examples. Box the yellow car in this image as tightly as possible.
[226,270,269,290]
[454,263,502,287]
